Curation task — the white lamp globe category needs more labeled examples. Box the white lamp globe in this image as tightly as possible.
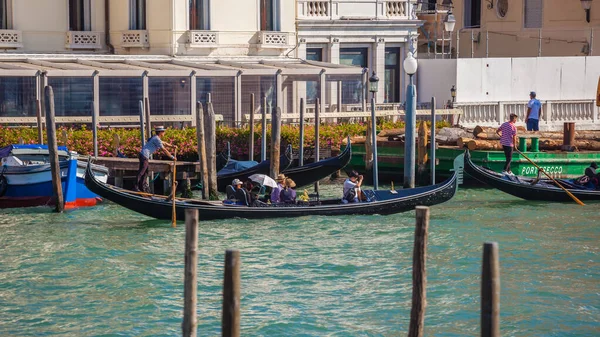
[581,0,592,10]
[403,52,418,75]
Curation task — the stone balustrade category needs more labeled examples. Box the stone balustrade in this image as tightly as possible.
[0,30,23,49]
[66,31,102,50]
[186,31,218,48]
[121,30,149,48]
[297,0,411,20]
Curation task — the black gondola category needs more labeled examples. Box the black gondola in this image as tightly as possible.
[216,145,293,191]
[84,155,462,221]
[216,142,231,172]
[282,140,352,188]
[464,150,600,201]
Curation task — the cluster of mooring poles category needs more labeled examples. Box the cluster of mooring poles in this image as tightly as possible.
[180,207,501,337]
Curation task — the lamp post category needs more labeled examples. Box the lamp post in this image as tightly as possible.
[581,0,592,23]
[444,11,456,58]
[369,71,379,190]
[450,85,456,108]
[403,51,418,188]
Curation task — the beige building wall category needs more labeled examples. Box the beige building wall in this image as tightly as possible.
[420,0,600,58]
[0,0,296,57]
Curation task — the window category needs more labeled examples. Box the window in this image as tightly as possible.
[99,77,143,116]
[464,0,481,28]
[148,77,191,116]
[190,0,210,30]
[47,77,93,117]
[306,48,322,104]
[384,48,400,103]
[0,0,13,30]
[130,0,146,30]
[260,0,279,31]
[340,48,368,104]
[524,0,542,29]
[0,77,36,117]
[69,0,91,31]
[425,0,436,11]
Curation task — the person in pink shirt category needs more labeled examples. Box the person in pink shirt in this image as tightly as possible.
[496,113,518,175]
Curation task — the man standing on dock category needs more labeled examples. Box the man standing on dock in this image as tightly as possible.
[497,114,518,175]
[526,91,542,131]
[135,126,177,192]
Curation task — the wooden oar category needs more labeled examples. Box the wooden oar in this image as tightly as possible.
[515,148,585,206]
[172,149,178,227]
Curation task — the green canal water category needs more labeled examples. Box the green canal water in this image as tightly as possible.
[0,186,598,336]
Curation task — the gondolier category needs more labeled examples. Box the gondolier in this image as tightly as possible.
[135,126,177,192]
[496,114,518,175]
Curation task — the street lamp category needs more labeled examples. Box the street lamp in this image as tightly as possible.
[450,85,456,107]
[581,0,592,23]
[368,71,380,189]
[444,11,456,58]
[403,52,418,188]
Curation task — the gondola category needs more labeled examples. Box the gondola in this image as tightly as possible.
[84,154,463,221]
[464,150,600,201]
[282,139,352,188]
[216,142,231,172]
[216,145,293,191]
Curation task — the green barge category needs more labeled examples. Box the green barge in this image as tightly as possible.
[348,141,600,183]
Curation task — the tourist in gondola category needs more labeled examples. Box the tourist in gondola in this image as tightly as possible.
[343,170,363,203]
[280,178,297,203]
[271,174,286,203]
[135,126,177,192]
[496,113,518,176]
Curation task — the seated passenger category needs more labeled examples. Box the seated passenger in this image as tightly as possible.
[585,162,597,178]
[343,170,363,203]
[230,179,249,206]
[575,162,598,187]
[279,178,297,203]
[271,174,286,203]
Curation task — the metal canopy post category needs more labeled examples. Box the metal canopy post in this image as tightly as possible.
[92,70,100,157]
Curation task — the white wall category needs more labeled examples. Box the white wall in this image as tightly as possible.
[418,56,600,104]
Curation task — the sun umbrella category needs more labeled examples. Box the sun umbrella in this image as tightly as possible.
[248,174,278,188]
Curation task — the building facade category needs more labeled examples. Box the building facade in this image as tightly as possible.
[418,0,600,58]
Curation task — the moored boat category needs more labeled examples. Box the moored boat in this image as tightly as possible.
[84,154,463,221]
[0,144,109,209]
[464,150,600,202]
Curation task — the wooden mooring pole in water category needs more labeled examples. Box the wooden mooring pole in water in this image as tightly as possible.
[481,242,500,337]
[408,206,429,337]
[45,86,64,213]
[205,95,218,200]
[270,107,281,178]
[222,249,241,337]
[196,102,209,200]
[182,209,199,337]
[249,93,255,162]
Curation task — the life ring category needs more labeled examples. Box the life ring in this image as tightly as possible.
[0,175,7,197]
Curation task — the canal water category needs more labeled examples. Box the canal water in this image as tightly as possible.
[0,186,598,336]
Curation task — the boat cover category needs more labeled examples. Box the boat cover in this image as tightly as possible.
[218,159,259,175]
[0,144,70,159]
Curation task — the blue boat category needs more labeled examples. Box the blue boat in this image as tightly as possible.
[0,144,109,209]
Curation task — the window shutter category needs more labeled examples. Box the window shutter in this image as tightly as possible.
[524,0,543,29]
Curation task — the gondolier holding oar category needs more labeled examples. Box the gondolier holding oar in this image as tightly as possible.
[496,114,518,176]
[135,126,177,192]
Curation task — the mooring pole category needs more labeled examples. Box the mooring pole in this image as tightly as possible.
[481,242,500,337]
[404,73,417,188]
[182,209,199,337]
[195,102,209,200]
[408,206,429,337]
[299,98,305,166]
[314,98,320,193]
[205,96,218,200]
[36,99,43,144]
[222,249,241,337]
[249,93,255,161]
[139,100,146,148]
[430,97,436,185]
[45,86,64,213]
[270,107,282,178]
[261,95,267,162]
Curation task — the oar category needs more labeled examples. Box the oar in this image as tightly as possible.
[172,149,178,228]
[515,148,585,206]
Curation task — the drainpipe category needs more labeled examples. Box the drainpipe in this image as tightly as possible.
[105,0,114,53]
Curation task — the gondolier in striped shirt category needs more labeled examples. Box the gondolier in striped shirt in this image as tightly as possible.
[496,114,518,175]
[135,126,177,192]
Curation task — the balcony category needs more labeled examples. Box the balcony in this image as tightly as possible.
[297,0,411,20]
[121,30,149,48]
[66,31,102,50]
[257,31,294,49]
[186,30,218,49]
[0,30,23,49]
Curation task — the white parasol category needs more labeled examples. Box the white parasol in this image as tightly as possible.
[247,174,278,188]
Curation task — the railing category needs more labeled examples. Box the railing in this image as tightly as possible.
[186,31,218,48]
[257,31,292,48]
[66,31,102,49]
[121,30,149,48]
[455,100,599,130]
[385,1,409,18]
[0,29,23,49]
[297,0,411,20]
